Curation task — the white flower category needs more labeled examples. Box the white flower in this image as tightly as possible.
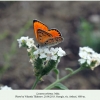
[33,47,66,61]
[39,48,45,54]
[80,47,95,54]
[27,48,32,52]
[0,85,12,90]
[17,36,37,49]
[50,47,59,54]
[78,59,86,64]
[57,47,66,57]
[26,38,36,49]
[46,52,57,61]
[44,48,50,54]
[17,36,29,48]
[34,49,39,55]
[51,55,58,61]
[79,51,88,59]
[78,46,100,70]
[40,53,47,59]
[33,50,39,59]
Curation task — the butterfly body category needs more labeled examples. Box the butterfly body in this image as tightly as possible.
[33,20,63,47]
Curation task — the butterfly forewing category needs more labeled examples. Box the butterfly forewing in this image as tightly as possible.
[48,29,62,37]
[33,20,48,39]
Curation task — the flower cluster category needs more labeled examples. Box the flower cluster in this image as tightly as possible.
[17,36,66,62]
[78,46,100,70]
[17,36,66,76]
[0,85,12,90]
[34,47,66,61]
[17,36,37,49]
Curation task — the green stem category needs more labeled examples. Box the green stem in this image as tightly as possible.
[57,74,59,80]
[32,75,42,89]
[44,67,84,90]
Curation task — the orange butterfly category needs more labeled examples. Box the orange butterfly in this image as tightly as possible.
[33,20,64,47]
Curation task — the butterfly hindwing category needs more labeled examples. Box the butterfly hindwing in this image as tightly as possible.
[37,29,53,45]
[37,29,63,46]
[44,36,63,46]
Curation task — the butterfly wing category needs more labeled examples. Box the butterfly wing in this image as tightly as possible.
[45,29,64,46]
[48,29,62,37]
[33,20,49,41]
[37,29,63,46]
[44,37,63,46]
[33,20,64,46]
[37,29,53,45]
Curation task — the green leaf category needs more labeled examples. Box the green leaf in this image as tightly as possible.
[34,57,44,76]
[54,83,68,90]
[65,68,74,73]
[53,68,59,75]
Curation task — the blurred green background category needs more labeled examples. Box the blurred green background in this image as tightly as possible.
[0,1,100,89]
